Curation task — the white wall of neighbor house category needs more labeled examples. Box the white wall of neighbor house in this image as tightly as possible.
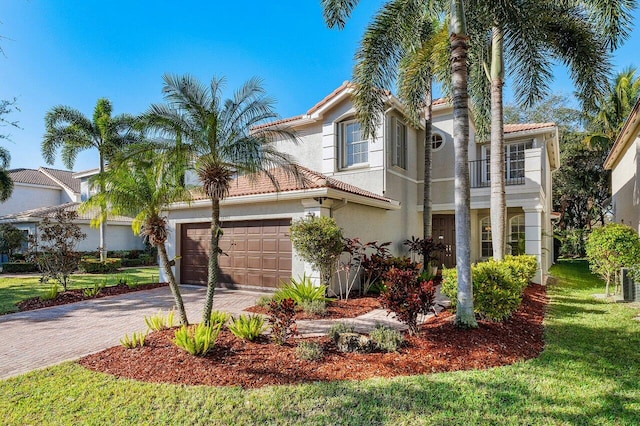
[0,185,63,216]
[611,136,640,234]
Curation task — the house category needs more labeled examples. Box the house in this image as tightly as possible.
[0,167,144,253]
[162,83,559,289]
[604,97,640,232]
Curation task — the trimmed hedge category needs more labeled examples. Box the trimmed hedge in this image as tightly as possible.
[78,258,122,274]
[2,262,38,273]
[441,255,538,321]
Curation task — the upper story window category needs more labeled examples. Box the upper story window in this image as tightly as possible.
[483,140,533,182]
[393,118,407,169]
[340,119,368,168]
[431,133,445,151]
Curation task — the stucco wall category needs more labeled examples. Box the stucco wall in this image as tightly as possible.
[612,136,640,233]
[0,185,62,216]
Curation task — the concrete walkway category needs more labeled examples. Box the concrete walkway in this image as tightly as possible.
[0,286,448,380]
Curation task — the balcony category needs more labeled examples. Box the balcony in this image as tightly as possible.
[469,157,526,189]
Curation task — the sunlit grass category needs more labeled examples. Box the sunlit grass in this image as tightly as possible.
[0,267,160,314]
[1,260,639,424]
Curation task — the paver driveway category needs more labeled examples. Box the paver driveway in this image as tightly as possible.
[0,286,266,379]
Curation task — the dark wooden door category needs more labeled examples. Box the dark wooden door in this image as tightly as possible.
[432,214,456,268]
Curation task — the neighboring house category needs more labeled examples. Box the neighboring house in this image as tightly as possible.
[604,97,640,232]
[0,167,144,253]
[162,82,559,289]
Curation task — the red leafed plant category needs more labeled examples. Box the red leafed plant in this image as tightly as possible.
[267,298,298,345]
[380,268,437,335]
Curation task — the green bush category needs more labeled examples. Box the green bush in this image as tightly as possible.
[121,258,145,267]
[120,331,147,349]
[586,223,640,295]
[327,322,354,343]
[209,310,230,327]
[256,295,273,308]
[78,258,122,274]
[300,300,327,316]
[295,341,324,361]
[274,275,330,305]
[41,283,60,301]
[503,255,538,289]
[2,262,38,273]
[173,323,222,356]
[441,257,535,321]
[369,324,404,352]
[82,281,106,298]
[227,314,266,341]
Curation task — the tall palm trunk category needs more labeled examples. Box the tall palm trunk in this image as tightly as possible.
[450,0,477,329]
[423,83,433,263]
[490,26,507,260]
[98,153,107,261]
[157,242,189,325]
[202,197,222,324]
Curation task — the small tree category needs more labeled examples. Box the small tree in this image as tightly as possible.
[289,216,344,290]
[585,223,640,296]
[28,210,86,291]
[0,224,26,258]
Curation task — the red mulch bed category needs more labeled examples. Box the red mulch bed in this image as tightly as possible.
[15,282,168,312]
[79,283,547,388]
[244,296,381,320]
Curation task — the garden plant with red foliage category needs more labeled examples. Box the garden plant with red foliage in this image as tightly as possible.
[79,283,547,389]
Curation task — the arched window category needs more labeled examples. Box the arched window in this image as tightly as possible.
[509,215,526,255]
[480,216,492,257]
[431,133,445,151]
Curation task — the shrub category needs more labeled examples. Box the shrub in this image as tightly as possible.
[380,267,437,335]
[403,236,446,266]
[441,258,533,322]
[586,223,640,295]
[300,300,326,316]
[256,295,273,308]
[0,224,27,258]
[2,262,38,273]
[503,255,538,289]
[360,241,392,295]
[295,341,324,361]
[82,281,106,298]
[121,258,144,267]
[78,258,122,274]
[289,216,344,288]
[173,323,222,356]
[41,283,59,301]
[273,275,329,304]
[144,310,175,331]
[369,324,404,352]
[120,331,147,349]
[209,310,230,327]
[227,314,267,341]
[327,322,354,343]
[267,298,297,345]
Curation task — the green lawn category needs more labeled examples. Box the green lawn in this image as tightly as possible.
[1,260,639,425]
[0,267,160,314]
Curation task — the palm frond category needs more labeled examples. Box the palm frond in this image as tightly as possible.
[0,169,14,201]
[321,0,361,29]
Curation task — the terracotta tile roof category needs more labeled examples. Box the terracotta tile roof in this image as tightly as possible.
[251,115,305,131]
[504,123,555,133]
[306,81,354,115]
[191,166,393,204]
[432,98,447,106]
[8,168,80,194]
[39,167,81,193]
[0,202,133,223]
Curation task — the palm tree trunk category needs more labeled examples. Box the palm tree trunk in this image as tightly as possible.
[490,26,507,260]
[157,242,189,325]
[202,197,221,324]
[450,0,477,329]
[423,82,433,264]
[98,153,107,262]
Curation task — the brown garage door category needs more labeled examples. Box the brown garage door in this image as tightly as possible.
[180,219,292,288]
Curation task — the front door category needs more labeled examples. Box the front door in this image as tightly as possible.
[432,214,456,268]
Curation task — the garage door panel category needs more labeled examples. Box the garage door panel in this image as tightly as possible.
[180,219,292,287]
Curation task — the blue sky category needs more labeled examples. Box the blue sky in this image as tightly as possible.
[1,1,639,172]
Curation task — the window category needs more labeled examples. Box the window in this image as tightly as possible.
[483,140,533,183]
[340,120,368,168]
[481,217,493,257]
[393,118,407,169]
[509,215,526,255]
[431,133,444,151]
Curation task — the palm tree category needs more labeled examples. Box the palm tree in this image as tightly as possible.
[144,74,303,325]
[0,147,13,201]
[322,0,478,327]
[42,99,138,261]
[80,149,191,325]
